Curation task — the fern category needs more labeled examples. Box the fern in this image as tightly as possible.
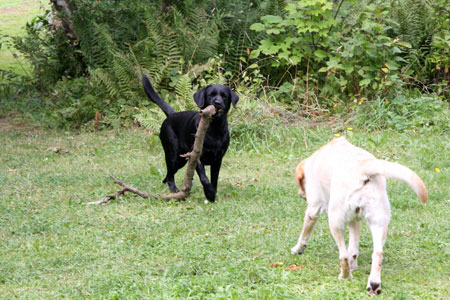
[78,22,118,68]
[76,3,275,124]
[137,12,183,88]
[111,51,138,97]
[180,7,220,66]
[89,12,185,109]
[90,68,120,98]
[174,74,196,111]
[90,49,141,105]
[390,0,433,49]
[134,106,166,132]
[216,0,285,77]
[389,0,435,75]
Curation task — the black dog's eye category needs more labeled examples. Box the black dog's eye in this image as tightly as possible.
[210,91,217,97]
[220,92,226,98]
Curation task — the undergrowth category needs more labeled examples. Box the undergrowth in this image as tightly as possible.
[134,86,449,152]
[2,0,449,129]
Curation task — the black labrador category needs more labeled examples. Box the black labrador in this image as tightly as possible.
[142,74,239,202]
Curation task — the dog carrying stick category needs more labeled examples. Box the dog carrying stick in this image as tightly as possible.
[89,105,217,205]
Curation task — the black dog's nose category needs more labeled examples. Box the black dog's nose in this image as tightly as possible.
[213,100,225,109]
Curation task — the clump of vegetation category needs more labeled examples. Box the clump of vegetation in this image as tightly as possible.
[1,0,449,130]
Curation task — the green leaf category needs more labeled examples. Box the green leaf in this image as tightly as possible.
[250,23,265,32]
[338,79,348,87]
[289,56,302,65]
[360,78,371,86]
[386,60,399,70]
[261,15,283,24]
[326,57,343,70]
[392,46,401,54]
[249,50,260,59]
[314,49,329,59]
[396,41,412,48]
[367,49,378,58]
[342,64,354,74]
[259,39,280,55]
[267,28,282,34]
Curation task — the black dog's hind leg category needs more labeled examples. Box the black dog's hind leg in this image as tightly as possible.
[161,144,185,193]
[163,155,189,193]
[163,173,179,193]
[196,163,216,202]
[210,158,223,191]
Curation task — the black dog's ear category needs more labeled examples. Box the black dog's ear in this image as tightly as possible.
[230,89,239,108]
[193,86,209,108]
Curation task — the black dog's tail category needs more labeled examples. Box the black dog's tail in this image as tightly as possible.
[142,74,176,116]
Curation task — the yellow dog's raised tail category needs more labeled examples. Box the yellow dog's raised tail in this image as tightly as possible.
[362,159,428,204]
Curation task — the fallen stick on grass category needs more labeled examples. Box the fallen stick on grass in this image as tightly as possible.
[89,105,217,205]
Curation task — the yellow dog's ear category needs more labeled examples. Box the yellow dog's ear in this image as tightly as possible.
[295,160,306,199]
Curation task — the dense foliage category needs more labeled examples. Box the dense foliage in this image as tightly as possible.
[251,0,450,103]
[1,0,449,129]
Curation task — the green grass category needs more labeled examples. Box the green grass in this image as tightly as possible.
[0,0,48,73]
[0,115,448,299]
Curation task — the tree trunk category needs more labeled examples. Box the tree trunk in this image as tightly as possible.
[50,0,78,40]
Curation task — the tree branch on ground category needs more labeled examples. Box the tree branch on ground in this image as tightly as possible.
[89,105,217,205]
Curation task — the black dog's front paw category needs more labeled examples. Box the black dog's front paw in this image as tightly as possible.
[204,184,216,202]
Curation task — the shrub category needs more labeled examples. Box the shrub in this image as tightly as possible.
[45,76,105,129]
[388,0,450,95]
[12,10,85,87]
[250,0,411,107]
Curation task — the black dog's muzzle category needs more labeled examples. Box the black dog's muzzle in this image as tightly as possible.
[212,101,225,115]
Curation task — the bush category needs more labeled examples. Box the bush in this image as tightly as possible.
[43,76,107,129]
[250,0,411,106]
[388,0,450,95]
[12,10,85,87]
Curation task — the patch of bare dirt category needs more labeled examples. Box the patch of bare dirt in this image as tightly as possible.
[0,1,40,19]
[0,7,31,15]
[0,114,43,135]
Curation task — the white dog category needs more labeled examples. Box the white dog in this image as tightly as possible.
[290,137,428,295]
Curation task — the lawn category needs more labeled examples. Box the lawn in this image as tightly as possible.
[0,0,48,73]
[0,115,448,299]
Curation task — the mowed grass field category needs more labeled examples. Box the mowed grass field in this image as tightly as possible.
[0,116,448,299]
[0,0,48,73]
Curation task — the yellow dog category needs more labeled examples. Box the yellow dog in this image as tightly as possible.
[291,137,427,295]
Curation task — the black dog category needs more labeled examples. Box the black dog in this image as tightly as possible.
[142,74,239,202]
